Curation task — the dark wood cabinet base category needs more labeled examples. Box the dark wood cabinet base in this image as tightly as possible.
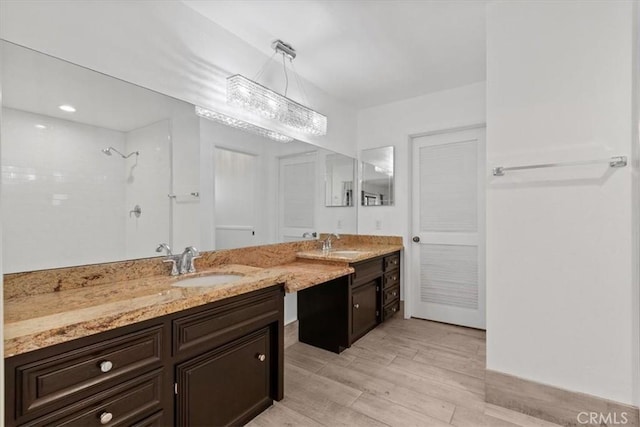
[298,251,401,354]
[5,285,285,427]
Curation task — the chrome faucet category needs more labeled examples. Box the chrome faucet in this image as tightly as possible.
[322,233,340,252]
[179,246,201,274]
[156,243,179,276]
[156,243,201,276]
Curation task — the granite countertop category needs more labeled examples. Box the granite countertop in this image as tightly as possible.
[4,243,401,357]
[296,244,403,263]
[4,261,355,357]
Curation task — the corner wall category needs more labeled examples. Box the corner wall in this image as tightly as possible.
[486,0,638,405]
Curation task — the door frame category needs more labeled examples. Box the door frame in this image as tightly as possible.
[405,122,486,320]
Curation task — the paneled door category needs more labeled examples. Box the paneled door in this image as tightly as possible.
[411,127,485,329]
[278,153,317,242]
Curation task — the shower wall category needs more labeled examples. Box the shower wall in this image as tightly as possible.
[124,119,171,259]
[1,108,127,272]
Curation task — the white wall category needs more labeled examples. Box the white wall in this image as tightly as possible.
[125,120,172,259]
[486,1,638,405]
[357,82,486,314]
[1,108,127,272]
[0,0,357,158]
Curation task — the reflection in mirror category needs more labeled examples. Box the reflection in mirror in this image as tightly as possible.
[200,117,358,250]
[361,146,395,206]
[325,153,355,207]
[0,41,191,273]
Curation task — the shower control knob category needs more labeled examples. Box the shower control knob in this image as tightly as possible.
[412,236,420,243]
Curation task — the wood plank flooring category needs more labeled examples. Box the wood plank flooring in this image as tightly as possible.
[247,314,562,427]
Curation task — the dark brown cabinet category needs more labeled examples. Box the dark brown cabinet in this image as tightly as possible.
[298,251,401,354]
[351,280,379,340]
[5,285,284,427]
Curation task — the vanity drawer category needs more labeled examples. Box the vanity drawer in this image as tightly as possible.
[383,270,400,289]
[23,369,162,427]
[173,286,281,357]
[383,285,400,306]
[15,326,163,419]
[352,258,384,285]
[383,300,400,320]
[383,253,400,271]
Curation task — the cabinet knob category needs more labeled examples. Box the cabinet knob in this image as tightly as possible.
[99,360,113,373]
[99,411,113,425]
[393,275,397,281]
[354,303,360,309]
[392,292,397,297]
[257,353,266,362]
[392,307,397,313]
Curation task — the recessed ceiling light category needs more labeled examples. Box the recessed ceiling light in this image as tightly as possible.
[35,124,47,129]
[58,104,76,113]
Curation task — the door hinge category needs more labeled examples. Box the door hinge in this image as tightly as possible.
[174,383,178,395]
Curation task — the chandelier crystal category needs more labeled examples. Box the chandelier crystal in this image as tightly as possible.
[195,106,293,143]
[226,40,327,137]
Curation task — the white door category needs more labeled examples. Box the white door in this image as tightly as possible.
[278,153,317,242]
[411,127,485,329]
[214,147,258,249]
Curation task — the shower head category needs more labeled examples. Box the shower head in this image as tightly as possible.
[101,147,139,159]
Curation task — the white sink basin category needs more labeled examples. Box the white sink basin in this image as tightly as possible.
[172,274,243,288]
[329,250,367,258]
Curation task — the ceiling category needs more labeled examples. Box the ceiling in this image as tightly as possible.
[181,0,488,109]
[2,42,181,132]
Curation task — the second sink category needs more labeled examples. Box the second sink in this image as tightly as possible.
[172,274,243,288]
[328,250,367,258]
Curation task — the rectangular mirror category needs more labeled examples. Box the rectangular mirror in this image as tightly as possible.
[201,119,357,250]
[1,41,189,273]
[361,146,395,206]
[1,40,358,273]
[324,153,355,207]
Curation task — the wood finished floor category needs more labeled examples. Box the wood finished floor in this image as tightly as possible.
[247,314,562,427]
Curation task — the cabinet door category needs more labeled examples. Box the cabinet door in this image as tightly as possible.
[175,328,271,427]
[351,281,378,340]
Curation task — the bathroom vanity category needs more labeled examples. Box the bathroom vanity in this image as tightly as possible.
[4,236,402,427]
[296,250,401,353]
[4,285,284,427]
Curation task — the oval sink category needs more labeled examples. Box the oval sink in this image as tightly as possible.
[329,250,366,258]
[172,274,243,288]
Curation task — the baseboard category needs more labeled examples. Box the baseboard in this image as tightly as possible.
[485,370,639,426]
[284,320,298,349]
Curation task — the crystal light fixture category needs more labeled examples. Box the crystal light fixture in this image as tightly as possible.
[195,106,293,143]
[226,40,327,136]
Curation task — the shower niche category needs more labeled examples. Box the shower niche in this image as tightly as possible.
[0,41,185,272]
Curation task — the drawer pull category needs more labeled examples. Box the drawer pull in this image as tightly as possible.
[99,360,113,373]
[393,275,397,281]
[354,303,360,309]
[392,307,397,313]
[99,411,113,425]
[392,292,398,297]
[257,353,266,362]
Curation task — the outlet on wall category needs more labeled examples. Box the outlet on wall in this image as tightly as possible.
[375,219,382,230]
[337,219,343,229]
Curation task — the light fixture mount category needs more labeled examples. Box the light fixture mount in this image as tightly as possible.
[272,39,296,60]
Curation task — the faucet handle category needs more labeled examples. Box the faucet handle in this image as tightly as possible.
[163,257,179,276]
[189,254,201,273]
